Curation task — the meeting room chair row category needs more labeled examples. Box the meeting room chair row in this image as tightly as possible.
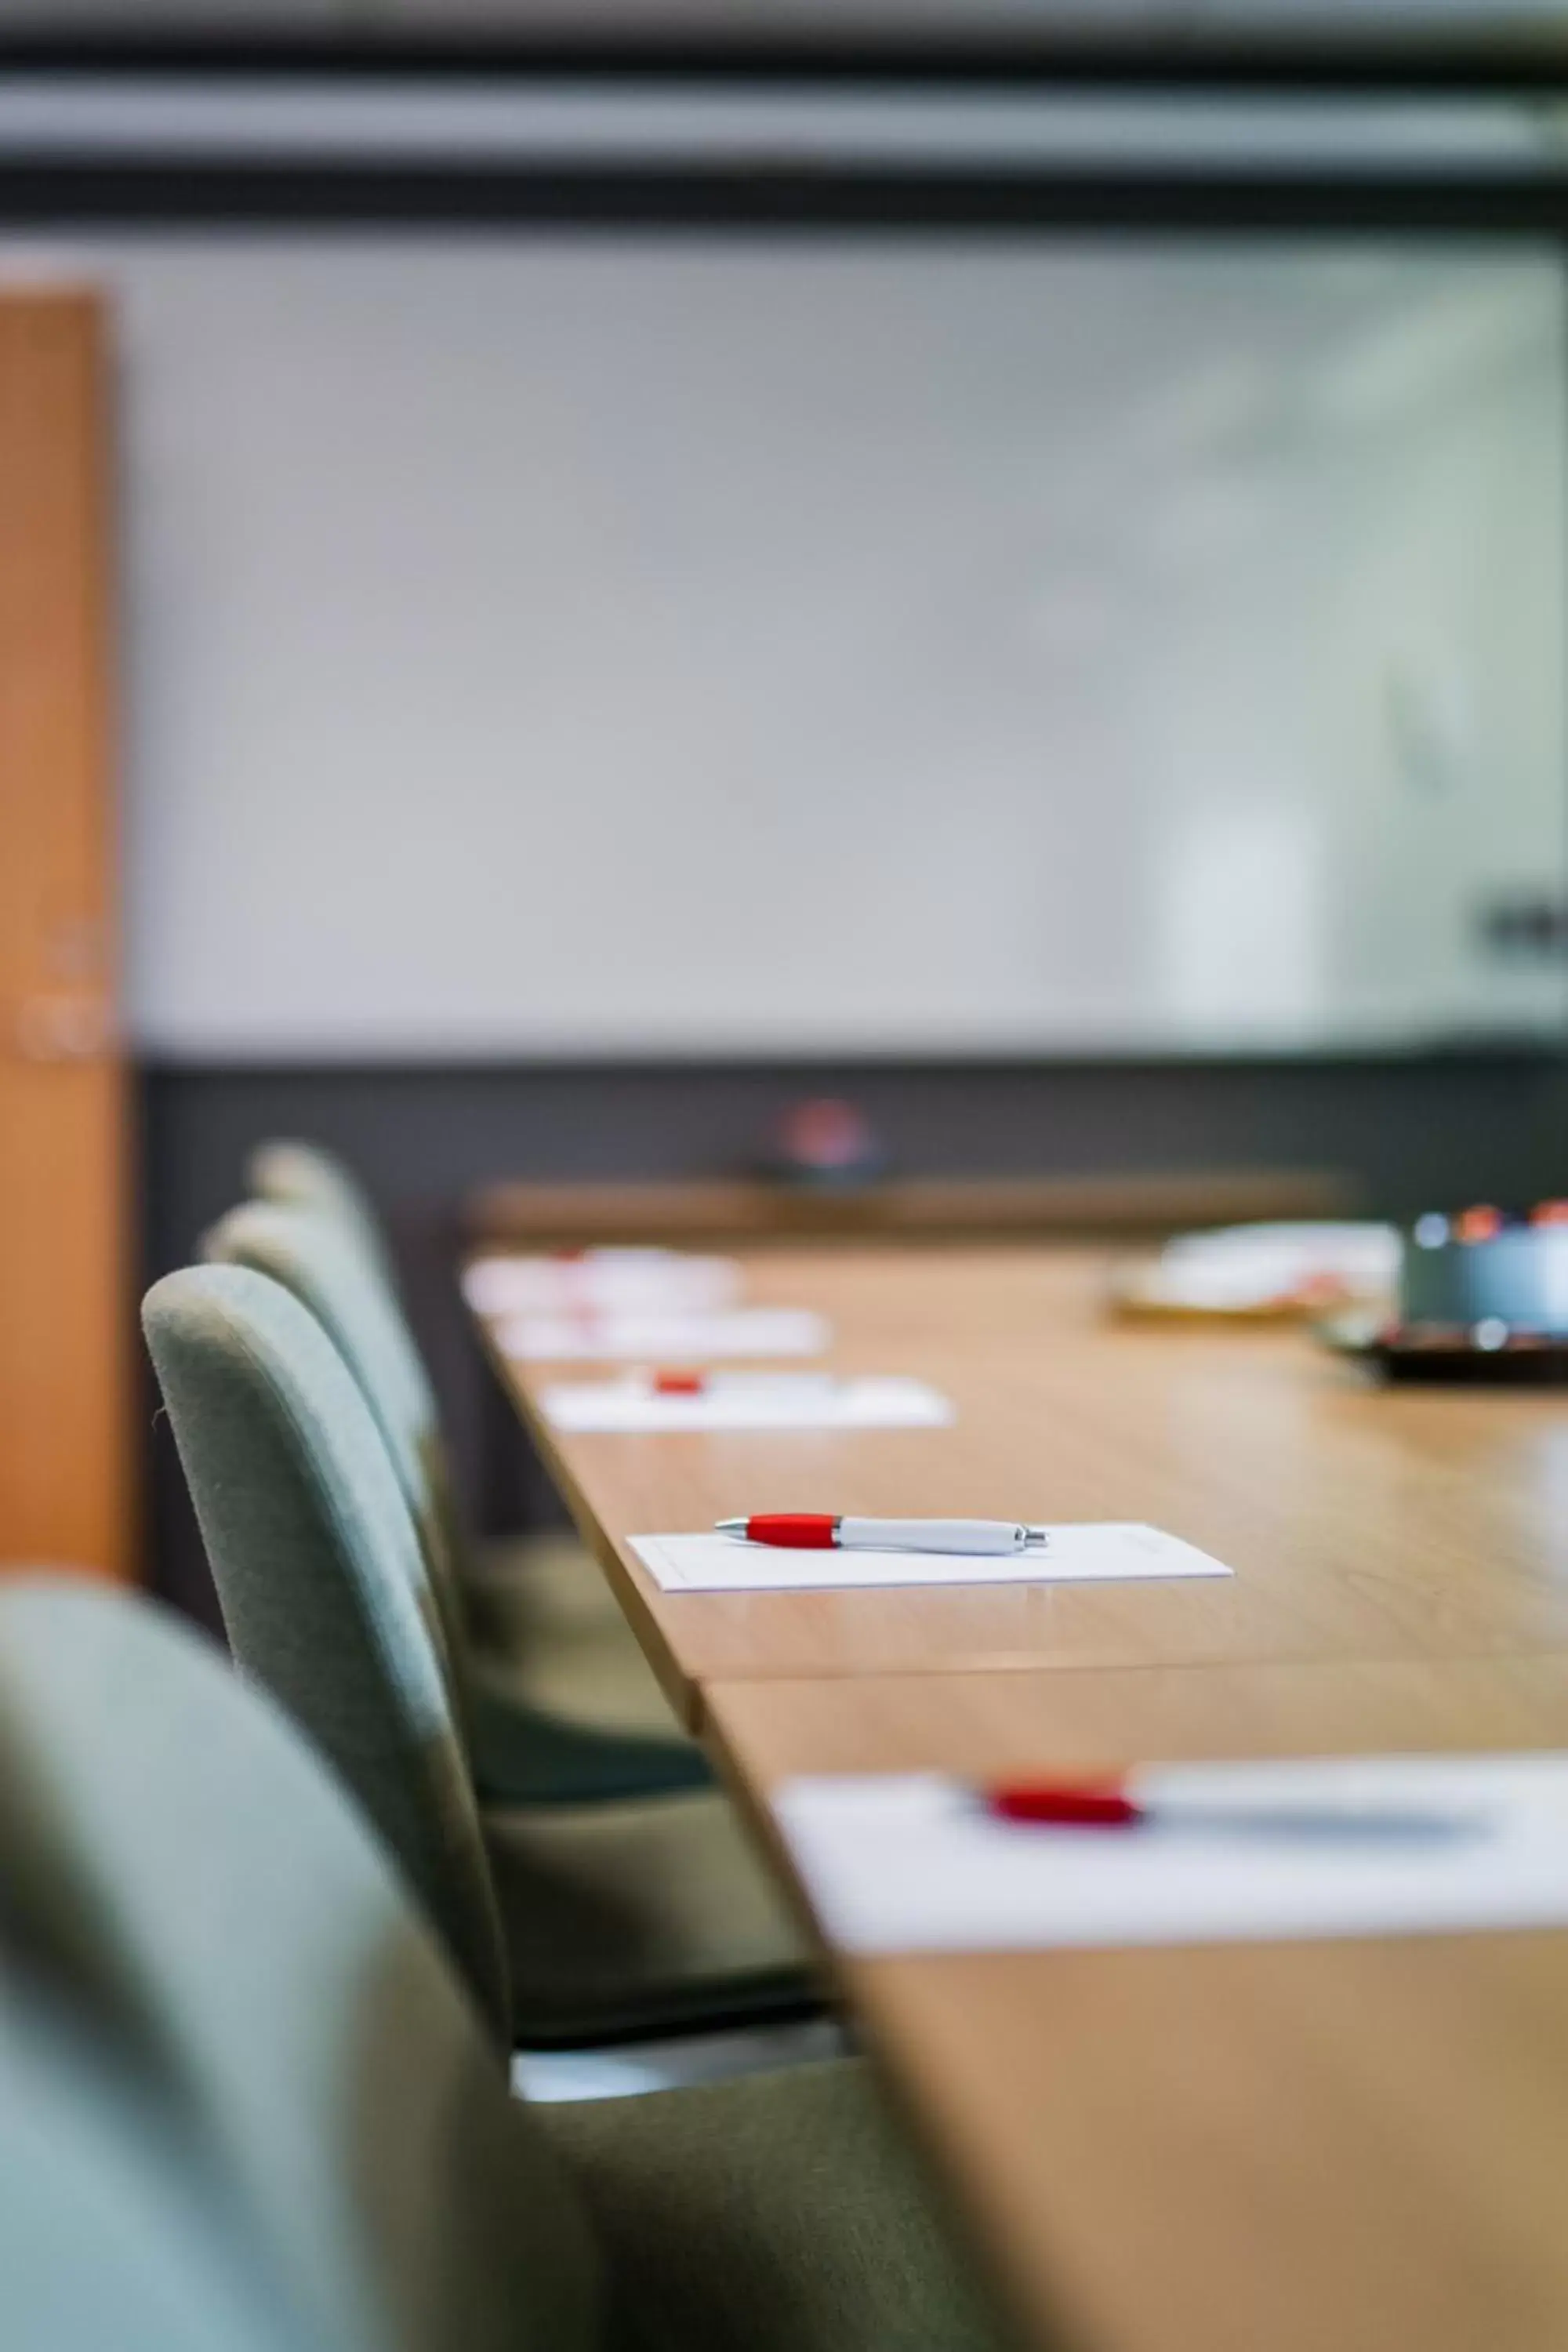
[0,1143,1019,2350]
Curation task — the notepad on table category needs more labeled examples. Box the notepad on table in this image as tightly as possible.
[771,1754,1568,1954]
[629,1523,1231,1594]
[498,1307,830,1363]
[464,1248,742,1318]
[542,1374,953,1434]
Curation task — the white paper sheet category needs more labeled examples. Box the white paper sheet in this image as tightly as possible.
[541,1374,953,1434]
[630,1523,1232,1594]
[498,1307,830,1363]
[464,1249,742,1316]
[772,1756,1568,1954]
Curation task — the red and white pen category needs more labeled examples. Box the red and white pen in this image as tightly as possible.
[985,1778,1473,1839]
[716,1514,1048,1555]
[644,1370,837,1397]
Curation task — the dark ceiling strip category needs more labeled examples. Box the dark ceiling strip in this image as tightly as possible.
[0,30,1565,96]
[0,158,1557,234]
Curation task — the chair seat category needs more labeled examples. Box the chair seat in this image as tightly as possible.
[520,1639,694,1746]
[468,1531,702,1748]
[464,1530,711,1803]
[543,2056,1013,2352]
[466,1666,711,1807]
[488,1788,822,2049]
[479,1530,630,1639]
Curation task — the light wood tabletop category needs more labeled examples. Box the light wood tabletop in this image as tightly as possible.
[476,1241,1568,2350]
[480,1246,1568,1730]
[705,1660,1568,2352]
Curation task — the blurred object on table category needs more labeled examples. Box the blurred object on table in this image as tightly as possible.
[756,1098,887,1192]
[1326,1202,1568,1383]
[1111,1221,1399,1323]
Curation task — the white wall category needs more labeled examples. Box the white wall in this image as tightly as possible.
[10,231,1560,1059]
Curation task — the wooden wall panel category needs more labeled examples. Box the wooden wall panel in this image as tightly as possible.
[0,290,132,1581]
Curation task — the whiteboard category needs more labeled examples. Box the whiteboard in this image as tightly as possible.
[28,233,1563,1057]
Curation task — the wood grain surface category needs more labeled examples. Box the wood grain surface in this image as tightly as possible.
[466,1167,1350,1250]
[0,291,133,1581]
[478,1242,1568,2351]
[706,1660,1568,2352]
[483,1247,1568,1727]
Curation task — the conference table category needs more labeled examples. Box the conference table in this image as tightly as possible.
[474,1243,1568,2352]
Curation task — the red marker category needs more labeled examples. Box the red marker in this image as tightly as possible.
[716,1514,1047,1555]
[651,1369,706,1395]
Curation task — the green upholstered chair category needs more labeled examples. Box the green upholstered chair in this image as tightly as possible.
[0,1992,310,2352]
[142,1262,817,2050]
[203,1199,705,1808]
[0,1578,1013,2352]
[240,1145,687,1759]
[246,1136,402,1294]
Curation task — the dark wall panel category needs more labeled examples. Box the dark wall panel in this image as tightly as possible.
[139,1051,1568,1621]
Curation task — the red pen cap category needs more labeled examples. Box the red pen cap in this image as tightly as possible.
[652,1369,706,1395]
[987,1779,1140,1827]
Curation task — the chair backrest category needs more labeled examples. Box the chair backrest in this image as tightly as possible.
[201,1200,472,1655]
[141,1263,510,2043]
[0,1980,315,2352]
[0,1578,601,2352]
[248,1139,401,1293]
